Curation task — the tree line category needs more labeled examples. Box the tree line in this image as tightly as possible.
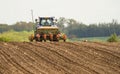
[57,18,120,38]
[0,17,120,38]
[0,22,33,33]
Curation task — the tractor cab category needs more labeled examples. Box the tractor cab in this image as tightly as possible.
[39,17,54,26]
[35,17,56,27]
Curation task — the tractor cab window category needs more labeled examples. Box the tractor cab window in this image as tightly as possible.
[40,19,54,26]
[41,19,47,25]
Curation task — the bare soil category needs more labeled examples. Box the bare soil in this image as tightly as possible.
[0,42,120,74]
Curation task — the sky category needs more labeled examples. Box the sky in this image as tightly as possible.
[0,0,120,25]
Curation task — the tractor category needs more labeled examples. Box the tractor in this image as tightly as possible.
[29,17,67,42]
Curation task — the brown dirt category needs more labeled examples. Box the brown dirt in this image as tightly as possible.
[0,42,120,74]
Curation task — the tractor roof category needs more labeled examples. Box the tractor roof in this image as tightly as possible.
[39,17,55,19]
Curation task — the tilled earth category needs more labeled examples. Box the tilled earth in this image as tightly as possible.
[0,42,120,74]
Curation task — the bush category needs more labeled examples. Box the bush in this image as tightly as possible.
[0,30,33,42]
[107,33,119,42]
[0,37,11,42]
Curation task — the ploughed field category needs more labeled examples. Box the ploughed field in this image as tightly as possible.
[0,42,120,74]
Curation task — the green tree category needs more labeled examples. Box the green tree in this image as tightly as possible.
[57,17,66,32]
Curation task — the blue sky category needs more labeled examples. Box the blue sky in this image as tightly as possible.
[0,0,120,24]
